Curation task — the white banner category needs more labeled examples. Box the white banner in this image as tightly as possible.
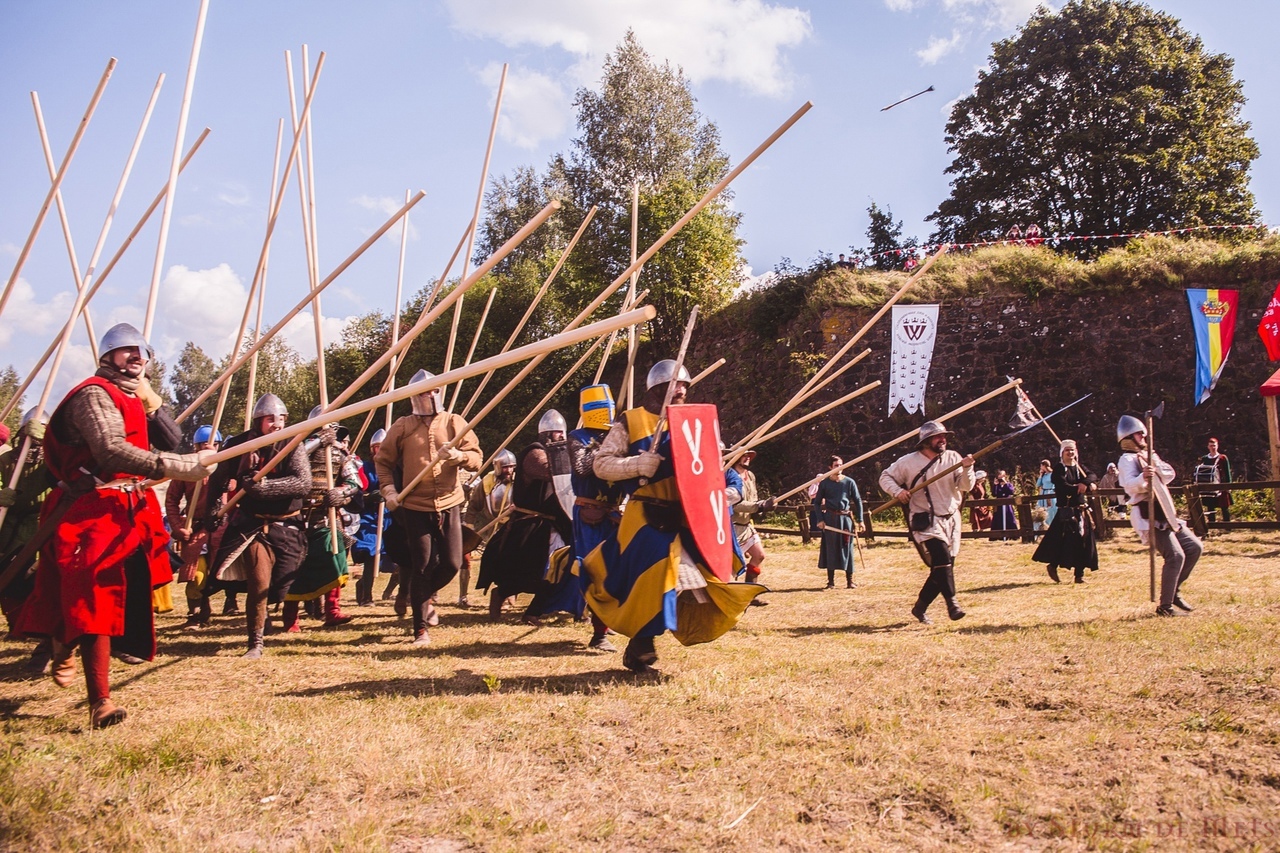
[888,304,939,415]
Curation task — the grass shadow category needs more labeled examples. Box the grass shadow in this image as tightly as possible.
[779,621,914,637]
[280,666,660,699]
[963,581,1042,594]
[372,638,587,661]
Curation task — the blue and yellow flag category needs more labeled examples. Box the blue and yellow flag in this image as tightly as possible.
[1187,288,1238,405]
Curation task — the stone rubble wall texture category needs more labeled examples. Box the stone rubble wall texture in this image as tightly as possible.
[700,290,1274,500]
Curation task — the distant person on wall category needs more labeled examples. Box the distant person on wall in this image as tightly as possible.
[991,470,1017,541]
[1196,437,1232,524]
[1005,224,1022,244]
[1025,223,1043,246]
[1034,459,1056,531]
[968,470,993,531]
[1032,440,1098,584]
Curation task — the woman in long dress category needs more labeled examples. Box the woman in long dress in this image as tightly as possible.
[1032,440,1099,583]
[991,470,1017,540]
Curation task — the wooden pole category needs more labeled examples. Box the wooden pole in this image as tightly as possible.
[744,380,881,449]
[646,306,700,463]
[370,188,414,577]
[443,63,508,404]
[461,205,597,419]
[205,307,656,465]
[477,332,611,474]
[0,58,115,321]
[868,435,1001,516]
[143,0,209,338]
[1146,411,1157,603]
[731,246,947,462]
[622,180,641,409]
[0,73,159,533]
[774,379,1022,503]
[726,349,871,456]
[244,120,285,431]
[446,285,499,412]
[1267,395,1280,520]
[0,129,212,424]
[690,358,726,387]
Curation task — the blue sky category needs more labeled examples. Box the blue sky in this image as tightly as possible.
[2,0,1277,404]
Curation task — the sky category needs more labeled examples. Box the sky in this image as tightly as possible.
[2,0,1278,406]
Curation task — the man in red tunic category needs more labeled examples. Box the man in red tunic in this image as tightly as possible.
[17,323,214,729]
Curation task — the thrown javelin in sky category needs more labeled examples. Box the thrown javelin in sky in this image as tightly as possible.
[881,85,935,112]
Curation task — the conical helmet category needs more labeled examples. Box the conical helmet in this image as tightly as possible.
[537,409,567,435]
[370,428,387,446]
[98,322,153,360]
[251,393,287,420]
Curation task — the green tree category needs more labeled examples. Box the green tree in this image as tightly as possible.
[169,343,219,435]
[865,201,917,271]
[0,366,24,437]
[927,0,1259,247]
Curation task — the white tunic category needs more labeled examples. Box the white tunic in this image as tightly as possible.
[1117,450,1182,537]
[879,449,975,557]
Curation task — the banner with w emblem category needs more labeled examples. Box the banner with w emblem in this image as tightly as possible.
[888,304,939,415]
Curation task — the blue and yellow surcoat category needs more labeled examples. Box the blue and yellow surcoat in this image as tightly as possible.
[581,407,760,645]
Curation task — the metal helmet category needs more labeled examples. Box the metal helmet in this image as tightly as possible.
[309,405,323,421]
[1116,415,1146,444]
[495,448,517,470]
[370,428,387,446]
[251,393,288,420]
[917,421,953,446]
[645,359,692,391]
[193,425,223,445]
[98,322,153,360]
[579,384,616,431]
[538,409,567,436]
[20,406,49,429]
[409,368,442,415]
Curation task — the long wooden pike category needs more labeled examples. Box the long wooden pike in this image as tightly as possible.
[204,307,656,466]
[774,379,1023,503]
[443,63,508,406]
[461,205,598,419]
[0,128,212,424]
[0,58,115,321]
[726,245,948,468]
[621,180,642,409]
[143,0,209,338]
[690,358,726,386]
[446,285,499,413]
[648,305,700,457]
[743,380,881,449]
[0,73,160,533]
[243,120,285,431]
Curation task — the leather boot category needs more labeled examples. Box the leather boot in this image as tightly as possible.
[323,587,352,627]
[488,587,504,622]
[90,698,127,729]
[622,635,658,673]
[281,601,302,633]
[243,629,265,659]
[945,598,966,621]
[1046,564,1060,583]
[50,639,77,687]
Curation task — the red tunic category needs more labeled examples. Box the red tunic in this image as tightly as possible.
[16,377,171,657]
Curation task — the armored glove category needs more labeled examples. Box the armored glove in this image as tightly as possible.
[321,486,353,508]
[0,487,16,508]
[635,450,663,479]
[160,452,217,482]
[135,376,164,415]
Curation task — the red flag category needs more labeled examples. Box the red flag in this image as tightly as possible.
[1259,281,1280,361]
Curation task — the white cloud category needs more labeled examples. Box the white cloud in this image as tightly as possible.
[153,263,251,362]
[917,30,963,65]
[942,0,1047,29]
[279,310,358,361]
[0,279,76,346]
[884,0,919,10]
[217,182,252,207]
[444,0,812,98]
[352,195,421,242]
[481,63,571,150]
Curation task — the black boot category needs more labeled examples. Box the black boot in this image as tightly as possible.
[243,629,264,659]
[622,636,659,673]
[1046,564,1060,583]
[1074,568,1085,584]
[945,598,966,621]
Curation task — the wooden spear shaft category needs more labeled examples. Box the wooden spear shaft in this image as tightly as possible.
[745,380,881,449]
[622,180,641,409]
[731,245,947,463]
[443,63,508,404]
[204,307,656,466]
[725,348,872,456]
[1147,412,1157,603]
[690,358,726,386]
[210,203,558,513]
[244,120,285,431]
[868,440,992,517]
[370,188,413,577]
[143,0,209,338]
[0,129,212,424]
[446,285,499,413]
[0,73,160,533]
[774,379,1023,503]
[0,58,115,321]
[461,205,598,419]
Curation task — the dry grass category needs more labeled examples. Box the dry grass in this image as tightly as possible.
[3,531,1279,852]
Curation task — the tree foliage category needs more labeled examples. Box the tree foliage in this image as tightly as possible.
[865,201,917,270]
[928,0,1259,247]
[0,366,24,437]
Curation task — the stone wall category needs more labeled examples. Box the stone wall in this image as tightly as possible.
[697,287,1275,499]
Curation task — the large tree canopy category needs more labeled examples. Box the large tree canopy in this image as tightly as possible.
[928,0,1259,245]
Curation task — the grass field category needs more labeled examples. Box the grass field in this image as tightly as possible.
[2,530,1279,852]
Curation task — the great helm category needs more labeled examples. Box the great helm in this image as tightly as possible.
[370,428,387,446]
[251,393,288,420]
[409,368,442,415]
[579,384,616,431]
[98,322,153,360]
[537,409,567,436]
[495,448,517,469]
[917,421,953,446]
[193,425,223,446]
[1116,415,1146,444]
[645,359,692,391]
